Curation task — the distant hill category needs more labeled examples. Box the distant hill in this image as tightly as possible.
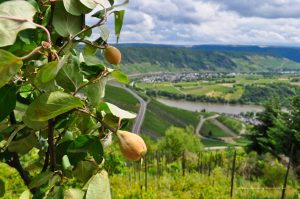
[108,44,300,74]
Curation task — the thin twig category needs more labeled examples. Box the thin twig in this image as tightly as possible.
[20,46,43,60]
[74,39,108,49]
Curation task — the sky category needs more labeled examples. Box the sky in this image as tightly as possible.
[88,0,300,46]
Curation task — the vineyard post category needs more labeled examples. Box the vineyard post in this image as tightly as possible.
[281,144,294,199]
[144,155,148,192]
[208,152,212,177]
[182,150,186,176]
[230,150,237,198]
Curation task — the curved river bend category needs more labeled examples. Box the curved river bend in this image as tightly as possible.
[157,98,264,114]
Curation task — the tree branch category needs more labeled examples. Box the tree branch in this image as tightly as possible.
[8,112,38,194]
[48,119,56,171]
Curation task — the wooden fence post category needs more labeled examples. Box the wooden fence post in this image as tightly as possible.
[182,150,186,176]
[281,144,294,199]
[144,155,148,192]
[230,150,237,198]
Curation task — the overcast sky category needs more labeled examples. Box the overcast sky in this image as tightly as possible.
[88,0,300,46]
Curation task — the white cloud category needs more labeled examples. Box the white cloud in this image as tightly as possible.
[86,0,300,45]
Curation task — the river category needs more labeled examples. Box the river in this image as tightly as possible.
[157,98,264,114]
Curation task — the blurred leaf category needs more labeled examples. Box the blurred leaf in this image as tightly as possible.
[84,171,111,199]
[8,131,39,154]
[99,25,110,41]
[56,55,84,92]
[73,160,98,182]
[0,49,23,88]
[68,135,103,164]
[23,115,47,130]
[0,179,4,197]
[84,77,107,106]
[0,84,17,122]
[63,0,91,16]
[53,2,82,37]
[19,190,31,199]
[111,71,129,84]
[114,10,125,43]
[28,171,54,189]
[62,155,73,170]
[79,0,104,9]
[98,102,136,119]
[108,0,114,6]
[25,91,83,121]
[0,1,36,47]
[35,61,59,84]
[83,44,97,55]
[64,189,85,199]
[92,0,128,18]
[45,186,64,199]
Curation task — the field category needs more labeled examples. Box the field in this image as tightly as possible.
[216,115,244,134]
[136,74,300,104]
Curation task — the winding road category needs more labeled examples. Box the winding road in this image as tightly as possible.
[108,82,147,135]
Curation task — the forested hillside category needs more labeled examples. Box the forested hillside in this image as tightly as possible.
[107,45,300,74]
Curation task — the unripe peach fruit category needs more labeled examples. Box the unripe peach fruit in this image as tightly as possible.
[117,130,147,161]
[104,46,121,65]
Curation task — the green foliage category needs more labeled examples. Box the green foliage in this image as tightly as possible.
[0,0,131,197]
[201,120,232,138]
[158,126,203,160]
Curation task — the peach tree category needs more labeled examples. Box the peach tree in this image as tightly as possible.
[0,0,146,198]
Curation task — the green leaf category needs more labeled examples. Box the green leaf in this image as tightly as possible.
[23,115,47,130]
[85,171,111,199]
[92,0,128,18]
[114,10,125,43]
[62,155,73,170]
[84,77,108,106]
[25,91,83,122]
[0,84,17,122]
[98,102,136,119]
[63,0,91,16]
[8,131,39,154]
[64,189,85,199]
[28,171,54,189]
[0,179,4,197]
[108,0,114,6]
[83,44,97,55]
[0,49,23,88]
[53,2,82,37]
[56,55,84,92]
[0,1,36,47]
[73,160,98,182]
[79,0,104,9]
[35,61,59,84]
[45,186,64,199]
[111,71,129,84]
[68,135,103,164]
[99,25,110,41]
[19,190,31,199]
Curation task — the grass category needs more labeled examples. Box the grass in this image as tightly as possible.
[201,120,232,137]
[142,99,200,137]
[233,137,252,146]
[217,115,243,134]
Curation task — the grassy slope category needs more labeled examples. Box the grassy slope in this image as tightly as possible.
[200,120,232,138]
[142,100,199,137]
[217,115,243,134]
